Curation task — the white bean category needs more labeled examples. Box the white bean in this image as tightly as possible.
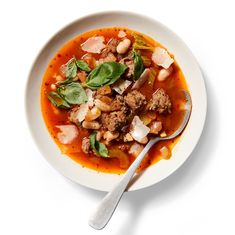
[50,83,56,91]
[94,99,111,112]
[157,67,173,82]
[116,38,131,54]
[82,121,101,129]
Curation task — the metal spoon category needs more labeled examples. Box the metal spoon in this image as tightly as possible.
[89,90,192,230]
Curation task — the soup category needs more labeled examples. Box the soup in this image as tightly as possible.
[41,27,189,174]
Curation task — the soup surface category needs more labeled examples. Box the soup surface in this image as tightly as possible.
[41,27,189,174]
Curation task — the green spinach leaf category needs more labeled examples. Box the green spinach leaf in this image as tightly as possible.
[47,91,70,109]
[65,58,77,79]
[76,60,91,72]
[90,133,109,157]
[132,49,144,80]
[86,62,127,89]
[57,82,87,105]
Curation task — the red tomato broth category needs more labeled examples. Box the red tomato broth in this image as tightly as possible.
[41,27,189,174]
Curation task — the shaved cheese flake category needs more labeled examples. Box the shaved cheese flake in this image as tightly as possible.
[81,36,106,54]
[152,47,174,69]
[56,125,78,144]
[132,68,150,90]
[112,79,132,94]
[130,116,150,143]
[86,88,94,108]
[76,103,89,122]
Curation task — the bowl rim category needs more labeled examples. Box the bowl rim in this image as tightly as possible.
[25,10,207,192]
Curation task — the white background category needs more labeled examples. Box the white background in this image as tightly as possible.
[0,0,234,234]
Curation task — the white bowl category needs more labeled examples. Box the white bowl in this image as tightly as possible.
[25,11,207,192]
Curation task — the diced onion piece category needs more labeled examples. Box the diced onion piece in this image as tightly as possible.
[56,125,78,144]
[149,121,162,134]
[160,146,171,159]
[160,131,167,138]
[123,133,133,142]
[112,79,132,94]
[81,36,106,54]
[132,68,150,90]
[76,103,89,122]
[129,142,144,158]
[152,47,174,69]
[103,131,119,144]
[118,30,127,38]
[86,89,94,108]
[130,116,150,143]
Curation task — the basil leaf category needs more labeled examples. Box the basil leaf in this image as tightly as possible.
[65,58,77,79]
[76,60,91,72]
[133,49,144,80]
[58,82,87,105]
[86,62,127,89]
[48,91,70,109]
[133,33,154,51]
[90,133,109,157]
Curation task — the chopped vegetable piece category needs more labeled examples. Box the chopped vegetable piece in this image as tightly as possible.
[109,148,129,169]
[48,91,70,109]
[132,49,144,80]
[86,62,127,89]
[57,82,87,105]
[76,60,91,72]
[90,132,109,157]
[133,33,153,51]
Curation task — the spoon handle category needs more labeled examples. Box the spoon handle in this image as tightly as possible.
[89,139,157,230]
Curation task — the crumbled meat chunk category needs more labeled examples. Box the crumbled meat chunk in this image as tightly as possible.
[96,85,112,96]
[124,90,146,111]
[119,53,134,78]
[101,111,127,132]
[103,131,119,145]
[97,52,116,65]
[118,144,130,152]
[75,71,87,83]
[68,106,79,124]
[101,38,119,57]
[82,137,90,154]
[147,88,172,113]
[107,38,119,53]
[110,95,127,112]
[125,60,134,78]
